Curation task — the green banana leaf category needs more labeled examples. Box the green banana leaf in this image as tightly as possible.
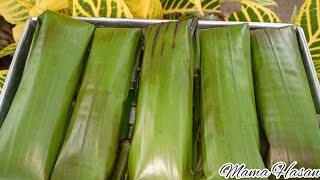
[112,140,131,180]
[128,19,198,179]
[195,139,204,179]
[113,55,142,179]
[0,11,94,180]
[120,46,142,140]
[251,26,320,170]
[51,27,141,180]
[191,16,201,177]
[199,24,266,179]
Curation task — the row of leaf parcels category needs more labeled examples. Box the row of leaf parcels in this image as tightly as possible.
[251,27,320,171]
[199,24,266,179]
[128,19,198,179]
[51,28,141,179]
[0,11,95,180]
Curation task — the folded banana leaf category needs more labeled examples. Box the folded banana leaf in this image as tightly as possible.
[51,28,141,180]
[113,63,141,180]
[251,26,320,169]
[113,140,131,180]
[192,23,201,176]
[120,46,142,140]
[128,19,198,179]
[199,24,266,179]
[195,140,204,179]
[0,11,94,180]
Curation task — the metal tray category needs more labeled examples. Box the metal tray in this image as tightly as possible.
[0,17,319,125]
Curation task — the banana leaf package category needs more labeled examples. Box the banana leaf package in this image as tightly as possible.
[251,26,320,169]
[128,19,198,179]
[51,28,141,180]
[199,24,266,179]
[0,11,94,179]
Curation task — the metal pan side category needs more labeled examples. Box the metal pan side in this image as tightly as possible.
[296,27,320,114]
[73,16,292,29]
[0,19,38,125]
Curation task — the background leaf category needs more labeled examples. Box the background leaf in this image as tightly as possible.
[0,0,69,51]
[249,0,277,7]
[72,0,133,18]
[0,0,30,24]
[68,0,73,13]
[55,8,72,16]
[289,5,297,24]
[295,0,320,80]
[161,0,204,17]
[124,0,162,19]
[227,1,281,22]
[201,0,220,14]
[0,43,17,58]
[0,70,8,93]
[17,0,36,9]
[189,0,204,15]
[165,12,201,19]
[162,0,220,19]
[28,0,68,16]
[12,22,25,42]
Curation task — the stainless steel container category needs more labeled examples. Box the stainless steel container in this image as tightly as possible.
[0,17,319,125]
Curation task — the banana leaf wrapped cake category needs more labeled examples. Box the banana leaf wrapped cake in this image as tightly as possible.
[199,24,266,180]
[128,19,198,179]
[251,26,320,170]
[0,11,94,180]
[51,28,141,180]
